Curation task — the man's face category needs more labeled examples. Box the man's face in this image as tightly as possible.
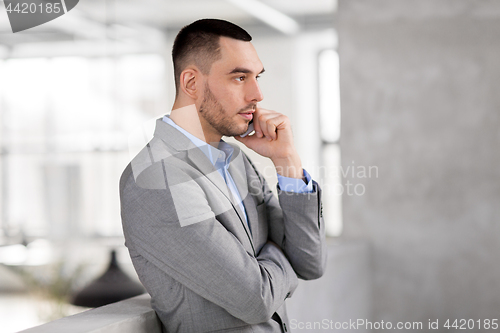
[198,37,264,141]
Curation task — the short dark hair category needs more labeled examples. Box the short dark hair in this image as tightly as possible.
[172,19,252,95]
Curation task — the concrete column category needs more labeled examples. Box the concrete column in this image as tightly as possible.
[338,0,500,328]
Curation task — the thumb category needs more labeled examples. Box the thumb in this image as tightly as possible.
[234,133,258,149]
[234,133,249,145]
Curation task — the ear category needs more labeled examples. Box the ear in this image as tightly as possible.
[179,67,201,100]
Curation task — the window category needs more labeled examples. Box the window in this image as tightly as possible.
[318,49,342,236]
[0,54,166,239]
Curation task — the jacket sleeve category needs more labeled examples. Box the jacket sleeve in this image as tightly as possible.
[247,157,327,280]
[120,159,298,325]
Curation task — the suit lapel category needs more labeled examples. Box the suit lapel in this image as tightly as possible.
[187,146,255,254]
[153,118,255,253]
[227,146,255,238]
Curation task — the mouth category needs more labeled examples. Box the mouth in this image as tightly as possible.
[238,109,254,120]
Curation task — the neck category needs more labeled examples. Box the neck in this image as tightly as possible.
[170,101,222,146]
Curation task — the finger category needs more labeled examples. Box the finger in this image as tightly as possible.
[254,106,281,140]
[268,114,289,140]
[257,113,271,139]
[234,131,262,150]
[253,106,264,138]
[266,119,277,140]
[259,114,278,138]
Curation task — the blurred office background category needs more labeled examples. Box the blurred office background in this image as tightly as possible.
[0,0,499,332]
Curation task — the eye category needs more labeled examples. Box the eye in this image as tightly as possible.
[235,76,245,82]
[256,75,261,80]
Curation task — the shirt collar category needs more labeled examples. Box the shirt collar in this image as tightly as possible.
[162,115,234,168]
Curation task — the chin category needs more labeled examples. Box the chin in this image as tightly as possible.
[228,124,248,137]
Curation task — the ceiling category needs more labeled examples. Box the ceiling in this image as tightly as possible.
[0,0,336,58]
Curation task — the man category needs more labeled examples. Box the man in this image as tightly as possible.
[120,19,326,332]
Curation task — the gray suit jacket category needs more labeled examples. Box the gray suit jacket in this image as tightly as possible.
[120,119,327,332]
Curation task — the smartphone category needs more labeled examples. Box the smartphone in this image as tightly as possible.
[240,120,254,138]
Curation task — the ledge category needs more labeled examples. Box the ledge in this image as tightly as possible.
[18,240,370,333]
[18,294,162,333]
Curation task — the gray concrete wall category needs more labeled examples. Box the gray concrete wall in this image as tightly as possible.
[338,0,500,330]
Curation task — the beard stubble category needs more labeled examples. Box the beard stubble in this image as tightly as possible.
[199,83,255,138]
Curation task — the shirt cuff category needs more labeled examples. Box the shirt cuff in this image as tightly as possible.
[277,169,314,193]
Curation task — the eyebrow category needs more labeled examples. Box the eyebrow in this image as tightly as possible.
[228,67,265,75]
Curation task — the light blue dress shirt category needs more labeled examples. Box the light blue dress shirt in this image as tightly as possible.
[162,116,313,230]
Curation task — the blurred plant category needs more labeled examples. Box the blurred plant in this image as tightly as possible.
[11,260,88,321]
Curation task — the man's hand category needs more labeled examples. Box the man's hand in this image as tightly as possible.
[235,106,304,180]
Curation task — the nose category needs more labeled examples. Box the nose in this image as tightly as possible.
[246,78,264,103]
